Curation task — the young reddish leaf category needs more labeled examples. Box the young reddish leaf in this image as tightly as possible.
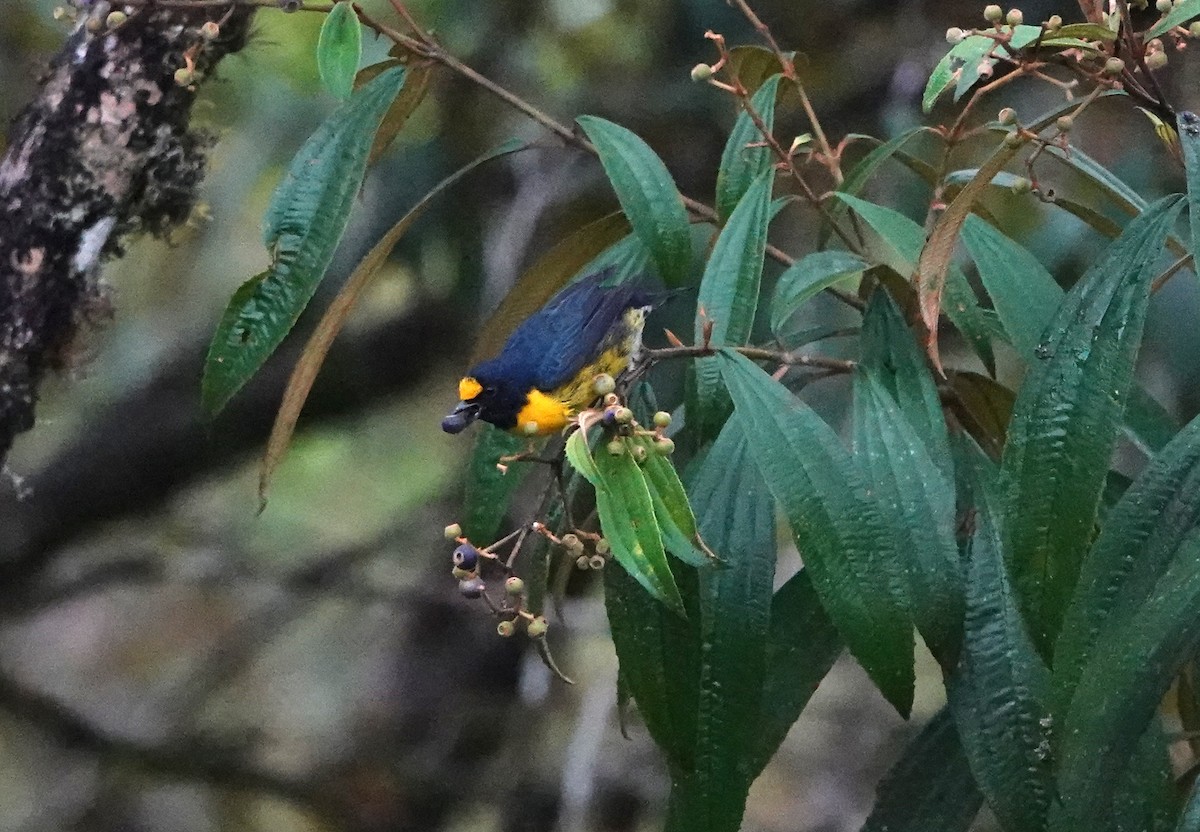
[915,139,1022,372]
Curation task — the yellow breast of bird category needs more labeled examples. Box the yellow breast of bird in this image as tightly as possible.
[513,306,648,436]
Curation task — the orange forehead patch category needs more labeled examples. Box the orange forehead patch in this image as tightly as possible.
[459,377,483,401]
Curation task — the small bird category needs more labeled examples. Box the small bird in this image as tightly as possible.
[442,269,655,436]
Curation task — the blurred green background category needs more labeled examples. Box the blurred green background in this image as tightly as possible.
[3,1,1200,830]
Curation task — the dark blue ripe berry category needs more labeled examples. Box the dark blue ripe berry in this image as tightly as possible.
[601,406,620,428]
[453,543,480,570]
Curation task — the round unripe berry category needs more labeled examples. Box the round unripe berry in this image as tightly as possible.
[1046,14,1062,30]
[459,577,486,599]
[1003,131,1024,148]
[630,443,648,464]
[588,555,606,570]
[592,373,616,396]
[1055,115,1073,132]
[607,439,625,456]
[444,523,463,540]
[595,538,611,555]
[1005,8,1023,26]
[452,566,476,581]
[653,411,672,428]
[1104,57,1126,75]
[997,107,1016,125]
[505,576,525,595]
[562,533,584,554]
[690,63,714,83]
[613,407,634,425]
[105,10,127,27]
[946,27,966,44]
[497,620,516,637]
[1010,177,1032,195]
[1191,21,1200,37]
[576,555,591,570]
[984,4,1003,22]
[199,20,220,38]
[526,616,550,638]
[1147,50,1169,70]
[523,420,541,436]
[1157,0,1172,12]
[453,543,480,570]
[603,392,620,407]
[654,438,675,456]
[174,67,195,86]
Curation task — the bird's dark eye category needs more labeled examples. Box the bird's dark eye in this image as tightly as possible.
[484,386,496,396]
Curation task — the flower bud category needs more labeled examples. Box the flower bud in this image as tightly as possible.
[592,373,616,396]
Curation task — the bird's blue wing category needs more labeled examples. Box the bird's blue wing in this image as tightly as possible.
[530,283,644,390]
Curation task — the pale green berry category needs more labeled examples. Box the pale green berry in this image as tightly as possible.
[105,10,127,27]
[653,411,672,428]
[1005,8,1023,26]
[1104,57,1125,75]
[595,538,610,555]
[1157,0,1172,12]
[497,620,516,637]
[690,63,714,82]
[592,373,616,396]
[1147,51,1168,70]
[588,555,606,570]
[444,523,463,540]
[654,438,675,456]
[946,27,966,44]
[505,576,525,595]
[607,440,625,456]
[526,616,550,638]
[997,107,1016,125]
[984,4,1003,22]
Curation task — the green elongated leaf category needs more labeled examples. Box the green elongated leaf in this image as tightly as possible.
[716,75,781,222]
[202,68,406,417]
[1055,537,1200,832]
[592,437,684,614]
[1106,720,1178,832]
[833,193,995,373]
[999,195,1184,653]
[259,137,528,504]
[317,1,362,100]
[924,33,993,113]
[860,289,951,472]
[860,709,984,832]
[961,215,1178,455]
[565,427,601,484]
[718,350,915,716]
[691,170,775,441]
[1052,413,1200,717]
[749,568,842,775]
[770,250,868,335]
[1149,0,1200,37]
[637,437,714,568]
[604,557,699,772]
[854,372,962,665]
[822,128,937,248]
[577,116,692,287]
[947,465,1052,832]
[1180,111,1200,271]
[461,424,529,543]
[666,416,776,832]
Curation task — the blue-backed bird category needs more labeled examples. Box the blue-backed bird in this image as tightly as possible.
[442,269,655,436]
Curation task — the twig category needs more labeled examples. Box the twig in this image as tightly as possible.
[646,344,856,373]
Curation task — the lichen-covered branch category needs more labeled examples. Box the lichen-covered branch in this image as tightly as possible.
[0,1,253,464]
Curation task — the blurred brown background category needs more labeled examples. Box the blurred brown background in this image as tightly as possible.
[2,1,1199,830]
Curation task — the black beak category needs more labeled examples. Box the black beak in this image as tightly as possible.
[442,401,480,434]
